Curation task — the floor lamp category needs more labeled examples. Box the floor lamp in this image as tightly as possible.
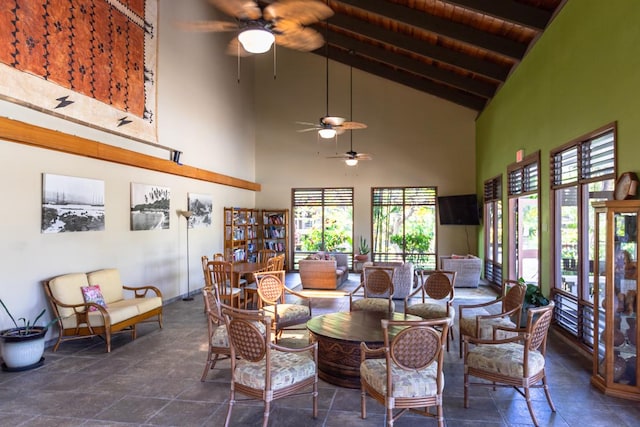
[180,210,194,301]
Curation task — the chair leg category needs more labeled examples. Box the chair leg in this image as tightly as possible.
[224,389,235,427]
[361,385,367,419]
[313,378,318,418]
[542,373,556,411]
[524,386,540,427]
[386,407,393,427]
[463,371,469,408]
[200,353,219,382]
[262,401,271,427]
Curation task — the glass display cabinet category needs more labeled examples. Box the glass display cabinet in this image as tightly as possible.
[591,200,639,400]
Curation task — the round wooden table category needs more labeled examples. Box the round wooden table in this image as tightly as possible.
[307,310,420,388]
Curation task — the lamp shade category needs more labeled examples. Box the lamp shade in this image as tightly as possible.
[238,29,275,54]
[318,128,337,139]
[345,158,358,166]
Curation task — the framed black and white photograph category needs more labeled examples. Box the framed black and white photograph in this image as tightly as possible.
[131,183,170,231]
[188,193,213,229]
[41,173,105,233]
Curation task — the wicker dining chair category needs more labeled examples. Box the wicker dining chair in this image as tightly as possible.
[349,266,396,313]
[245,249,276,284]
[360,317,450,427]
[202,258,242,309]
[200,286,230,381]
[457,279,526,357]
[222,305,318,427]
[255,270,312,342]
[243,255,280,309]
[404,270,457,351]
[463,302,556,427]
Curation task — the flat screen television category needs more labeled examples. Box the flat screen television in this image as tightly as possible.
[437,194,481,225]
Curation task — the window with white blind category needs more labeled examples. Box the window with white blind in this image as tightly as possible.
[550,124,616,348]
[484,175,502,286]
[507,152,540,284]
[372,187,437,269]
[291,188,353,270]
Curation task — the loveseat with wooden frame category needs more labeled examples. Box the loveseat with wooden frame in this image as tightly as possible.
[43,268,163,352]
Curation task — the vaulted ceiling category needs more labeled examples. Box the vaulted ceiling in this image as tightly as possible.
[311,0,566,112]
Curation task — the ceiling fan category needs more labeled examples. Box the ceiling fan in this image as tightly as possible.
[179,0,334,55]
[297,45,367,139]
[327,67,371,166]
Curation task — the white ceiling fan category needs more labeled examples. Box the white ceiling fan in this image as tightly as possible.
[296,26,366,140]
[178,0,333,55]
[326,67,372,166]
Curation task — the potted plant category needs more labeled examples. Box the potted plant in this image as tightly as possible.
[517,278,550,327]
[355,236,370,261]
[0,299,56,371]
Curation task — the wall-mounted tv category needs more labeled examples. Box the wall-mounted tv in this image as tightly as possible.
[437,194,481,225]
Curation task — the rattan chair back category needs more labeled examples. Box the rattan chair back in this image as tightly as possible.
[225,308,269,362]
[503,280,527,313]
[256,270,286,304]
[204,260,241,308]
[387,322,443,370]
[257,249,276,264]
[423,270,456,300]
[363,266,395,297]
[526,303,554,352]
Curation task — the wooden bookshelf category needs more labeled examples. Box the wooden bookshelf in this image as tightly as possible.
[260,209,289,271]
[224,207,258,263]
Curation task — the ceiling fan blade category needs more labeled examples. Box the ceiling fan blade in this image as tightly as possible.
[176,20,239,32]
[326,155,349,159]
[335,128,346,135]
[226,37,253,56]
[339,121,368,130]
[264,1,334,24]
[355,153,373,160]
[274,27,324,51]
[208,0,261,20]
[297,128,320,133]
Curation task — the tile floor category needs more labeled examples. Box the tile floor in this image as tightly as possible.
[0,274,638,426]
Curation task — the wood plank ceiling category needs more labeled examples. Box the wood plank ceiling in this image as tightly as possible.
[311,0,566,112]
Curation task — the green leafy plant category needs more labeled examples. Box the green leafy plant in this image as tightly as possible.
[0,299,56,336]
[358,236,370,255]
[518,278,549,306]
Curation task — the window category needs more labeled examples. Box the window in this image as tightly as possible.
[372,187,437,269]
[507,152,540,284]
[484,175,503,285]
[551,124,615,348]
[292,188,353,270]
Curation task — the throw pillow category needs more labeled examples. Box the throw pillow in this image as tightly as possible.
[81,285,108,311]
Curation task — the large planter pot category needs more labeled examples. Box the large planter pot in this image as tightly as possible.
[354,254,369,262]
[0,326,47,371]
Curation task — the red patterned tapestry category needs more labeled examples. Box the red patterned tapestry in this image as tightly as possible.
[0,0,157,144]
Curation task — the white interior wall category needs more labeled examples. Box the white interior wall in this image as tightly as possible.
[0,0,256,332]
[253,49,479,258]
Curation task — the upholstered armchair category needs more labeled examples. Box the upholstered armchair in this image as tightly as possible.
[463,303,556,426]
[222,305,318,427]
[350,266,395,313]
[458,279,526,357]
[360,317,450,427]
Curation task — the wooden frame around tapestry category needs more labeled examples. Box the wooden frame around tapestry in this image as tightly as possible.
[0,0,158,144]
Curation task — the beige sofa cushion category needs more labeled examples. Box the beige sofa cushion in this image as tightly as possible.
[61,300,140,328]
[87,268,125,303]
[48,273,90,318]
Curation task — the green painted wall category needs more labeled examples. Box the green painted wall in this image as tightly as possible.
[476,0,640,292]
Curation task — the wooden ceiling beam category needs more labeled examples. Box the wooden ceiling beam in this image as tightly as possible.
[334,0,528,60]
[322,32,496,99]
[326,14,509,82]
[443,0,552,31]
[325,46,487,111]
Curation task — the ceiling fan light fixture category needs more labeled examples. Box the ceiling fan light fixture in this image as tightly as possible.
[345,158,358,166]
[238,28,275,54]
[318,128,336,139]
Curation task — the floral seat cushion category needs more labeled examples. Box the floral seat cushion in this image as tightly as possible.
[235,350,316,390]
[263,304,310,323]
[360,358,442,397]
[351,298,395,313]
[466,342,545,377]
[460,308,517,340]
[406,303,454,323]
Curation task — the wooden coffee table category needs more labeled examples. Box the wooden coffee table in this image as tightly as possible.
[307,310,420,388]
